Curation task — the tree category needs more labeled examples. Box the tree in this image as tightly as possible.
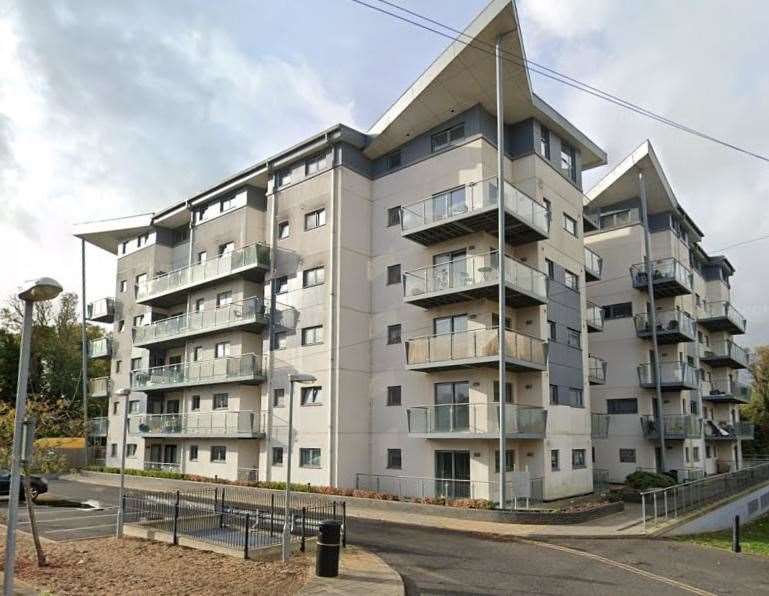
[742,345,769,457]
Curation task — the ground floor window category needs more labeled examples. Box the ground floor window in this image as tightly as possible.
[126,444,137,457]
[272,447,284,466]
[189,445,199,461]
[572,449,586,469]
[110,443,117,457]
[210,446,227,462]
[387,449,402,469]
[300,448,321,468]
[619,448,636,463]
[551,449,560,471]
[494,449,515,473]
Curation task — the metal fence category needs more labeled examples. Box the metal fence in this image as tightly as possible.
[122,487,346,557]
[640,462,769,532]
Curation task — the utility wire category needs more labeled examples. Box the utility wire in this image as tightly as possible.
[348,0,769,164]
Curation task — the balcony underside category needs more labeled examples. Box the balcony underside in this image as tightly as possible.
[133,319,268,350]
[409,431,545,440]
[589,377,605,386]
[701,394,749,405]
[88,312,114,324]
[137,374,265,393]
[136,431,266,439]
[586,321,603,333]
[138,267,268,308]
[698,316,744,335]
[404,282,545,309]
[699,355,747,369]
[406,356,547,373]
[633,278,691,298]
[402,206,547,247]
[636,329,695,345]
[639,380,698,392]
[585,269,601,283]
[705,434,740,442]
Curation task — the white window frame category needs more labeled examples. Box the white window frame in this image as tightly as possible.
[299,447,321,468]
[305,208,327,231]
[300,386,322,406]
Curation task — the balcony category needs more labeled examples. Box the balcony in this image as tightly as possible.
[588,355,607,385]
[701,377,751,404]
[405,327,548,373]
[700,340,749,369]
[134,297,268,349]
[591,413,610,439]
[630,257,692,297]
[406,402,547,439]
[129,410,266,439]
[584,247,603,282]
[131,353,265,393]
[402,252,547,309]
[640,415,702,440]
[400,177,549,247]
[88,376,111,398]
[634,310,696,344]
[586,301,604,333]
[86,298,116,323]
[136,242,270,307]
[698,301,746,335]
[88,337,112,360]
[637,361,698,391]
[705,421,754,441]
[86,417,109,436]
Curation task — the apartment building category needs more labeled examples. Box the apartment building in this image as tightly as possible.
[585,141,753,484]
[75,0,609,502]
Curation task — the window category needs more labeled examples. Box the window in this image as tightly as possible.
[599,208,639,229]
[551,449,560,471]
[130,357,142,370]
[567,327,581,348]
[564,269,578,291]
[546,258,555,280]
[133,314,144,327]
[303,266,325,287]
[603,302,632,320]
[561,142,576,181]
[274,276,289,295]
[121,241,129,255]
[137,233,149,247]
[216,291,232,307]
[300,448,321,468]
[273,331,288,350]
[543,198,552,222]
[210,446,227,462]
[195,298,205,312]
[572,449,586,469]
[126,444,137,457]
[619,449,636,463]
[706,445,712,458]
[272,447,284,466]
[189,445,199,461]
[301,386,322,406]
[387,264,401,286]
[387,449,402,470]
[431,123,465,152]
[495,450,515,473]
[112,402,118,415]
[570,388,583,408]
[685,447,690,463]
[305,208,326,230]
[117,320,125,333]
[607,398,638,414]
[540,126,551,159]
[198,250,207,263]
[128,400,141,414]
[191,396,200,411]
[548,321,557,341]
[115,360,122,373]
[563,213,578,237]
[218,241,234,256]
[110,443,117,457]
[213,393,229,409]
[302,325,324,346]
[214,342,230,359]
[278,221,290,239]
[120,280,127,293]
[386,386,401,406]
[193,346,203,362]
[305,152,328,175]
[278,168,292,187]
[387,324,402,345]
[693,446,700,462]
[134,273,147,295]
[493,381,513,404]
[268,388,284,409]
[549,385,560,405]
[387,206,401,227]
[220,196,234,212]
[385,151,402,170]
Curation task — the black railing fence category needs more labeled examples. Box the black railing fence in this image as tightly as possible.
[122,487,346,557]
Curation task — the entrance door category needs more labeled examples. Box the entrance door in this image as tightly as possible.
[435,451,471,499]
[432,250,467,292]
[434,382,470,432]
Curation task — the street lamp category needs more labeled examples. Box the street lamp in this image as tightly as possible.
[115,387,131,538]
[3,277,62,596]
[282,373,317,562]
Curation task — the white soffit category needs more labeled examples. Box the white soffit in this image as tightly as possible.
[73,212,153,254]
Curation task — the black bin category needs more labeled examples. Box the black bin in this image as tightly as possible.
[316,520,342,577]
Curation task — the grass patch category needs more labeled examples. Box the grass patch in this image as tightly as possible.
[678,514,769,557]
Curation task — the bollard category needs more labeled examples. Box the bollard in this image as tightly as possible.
[244,513,251,559]
[733,515,741,553]
[172,491,180,545]
[316,520,342,578]
[342,502,347,548]
[270,494,275,537]
[301,507,307,553]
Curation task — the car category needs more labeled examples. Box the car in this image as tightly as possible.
[0,471,48,502]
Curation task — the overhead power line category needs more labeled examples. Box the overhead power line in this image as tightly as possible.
[349,0,769,164]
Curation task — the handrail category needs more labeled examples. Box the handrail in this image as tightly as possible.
[634,310,695,337]
[129,410,265,436]
[637,361,697,386]
[630,257,692,290]
[700,300,746,331]
[701,340,748,366]
[640,414,701,438]
[406,402,546,436]
[131,353,264,389]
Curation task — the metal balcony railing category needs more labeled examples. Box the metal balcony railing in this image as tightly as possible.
[136,242,270,302]
[402,251,547,304]
[129,410,266,438]
[633,310,696,342]
[705,421,755,441]
[588,355,607,384]
[707,376,751,402]
[584,247,603,281]
[406,402,547,437]
[86,417,109,436]
[637,361,698,389]
[144,461,182,473]
[640,415,702,439]
[89,376,111,397]
[134,297,268,347]
[405,327,548,370]
[700,340,749,368]
[88,337,112,359]
[400,176,549,237]
[591,413,610,439]
[698,301,746,334]
[86,298,115,322]
[630,257,692,295]
[586,301,604,332]
[131,353,265,391]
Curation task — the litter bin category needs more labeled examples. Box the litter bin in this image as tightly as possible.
[316,520,342,577]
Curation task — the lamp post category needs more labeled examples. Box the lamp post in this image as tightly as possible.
[115,387,131,538]
[282,373,317,562]
[3,278,62,596]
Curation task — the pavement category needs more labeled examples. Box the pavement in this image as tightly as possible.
[300,546,404,595]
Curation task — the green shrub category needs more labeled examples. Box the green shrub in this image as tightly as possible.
[625,470,676,490]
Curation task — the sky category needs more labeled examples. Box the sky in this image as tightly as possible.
[1,0,768,345]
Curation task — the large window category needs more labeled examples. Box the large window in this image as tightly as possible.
[607,398,638,414]
[210,446,227,462]
[572,449,586,469]
[603,302,633,320]
[302,325,324,346]
[387,449,402,470]
[301,386,322,406]
[305,208,326,230]
[431,123,465,152]
[300,448,321,468]
[387,386,402,407]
